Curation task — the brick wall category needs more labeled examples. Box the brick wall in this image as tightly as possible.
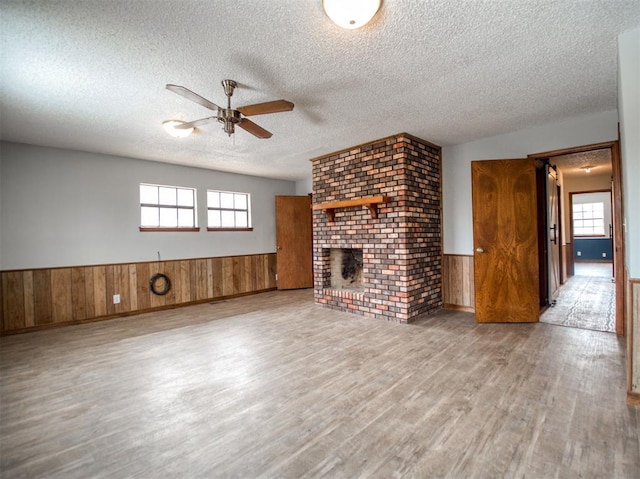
[312,133,442,323]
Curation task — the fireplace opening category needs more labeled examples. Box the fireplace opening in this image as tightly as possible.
[330,248,363,291]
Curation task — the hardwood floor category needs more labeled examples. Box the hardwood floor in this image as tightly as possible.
[1,290,638,478]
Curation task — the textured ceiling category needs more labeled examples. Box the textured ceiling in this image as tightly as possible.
[553,148,612,178]
[1,1,639,181]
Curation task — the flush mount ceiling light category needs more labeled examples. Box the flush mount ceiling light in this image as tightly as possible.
[323,0,382,29]
[163,120,194,138]
[581,166,594,173]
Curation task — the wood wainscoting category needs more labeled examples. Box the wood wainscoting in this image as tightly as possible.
[442,254,475,312]
[563,242,574,281]
[629,276,640,404]
[0,253,276,334]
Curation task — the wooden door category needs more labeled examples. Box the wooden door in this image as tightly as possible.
[472,158,540,322]
[275,196,313,290]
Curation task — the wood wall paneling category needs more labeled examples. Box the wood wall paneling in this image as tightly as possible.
[0,253,277,334]
[84,266,96,319]
[629,277,640,399]
[2,271,25,330]
[222,257,234,297]
[180,261,191,303]
[0,273,3,329]
[93,266,107,318]
[33,269,52,325]
[443,254,475,312]
[23,271,35,328]
[268,254,277,289]
[71,267,87,321]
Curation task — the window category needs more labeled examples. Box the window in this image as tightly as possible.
[139,183,198,231]
[207,190,252,231]
[573,202,605,237]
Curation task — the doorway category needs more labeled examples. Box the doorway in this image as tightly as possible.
[530,142,623,335]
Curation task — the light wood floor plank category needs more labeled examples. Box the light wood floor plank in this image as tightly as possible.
[1,290,638,478]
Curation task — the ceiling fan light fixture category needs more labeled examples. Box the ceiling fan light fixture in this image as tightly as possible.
[163,120,194,138]
[323,0,381,29]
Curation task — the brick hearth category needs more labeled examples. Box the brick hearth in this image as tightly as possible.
[312,133,442,323]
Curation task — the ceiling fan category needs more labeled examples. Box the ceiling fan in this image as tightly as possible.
[165,80,294,139]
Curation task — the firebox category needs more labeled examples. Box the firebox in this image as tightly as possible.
[330,248,363,291]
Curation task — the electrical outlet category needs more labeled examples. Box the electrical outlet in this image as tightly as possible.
[577,251,582,256]
[602,252,607,257]
[113,294,121,304]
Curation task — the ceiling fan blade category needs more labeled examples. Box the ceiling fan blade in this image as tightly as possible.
[238,118,272,139]
[237,99,294,116]
[177,116,218,129]
[166,84,220,111]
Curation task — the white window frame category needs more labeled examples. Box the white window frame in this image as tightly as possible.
[207,190,252,231]
[139,183,199,231]
[573,202,605,237]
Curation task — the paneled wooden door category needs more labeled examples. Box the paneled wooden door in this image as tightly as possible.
[471,158,540,322]
[275,195,313,290]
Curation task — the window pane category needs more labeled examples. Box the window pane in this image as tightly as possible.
[177,188,194,207]
[594,220,604,234]
[140,185,158,204]
[221,210,234,227]
[234,193,247,210]
[178,208,193,227]
[235,211,248,227]
[574,211,583,220]
[575,227,587,236]
[208,210,221,227]
[220,192,234,209]
[159,187,177,206]
[141,206,159,226]
[207,191,220,208]
[159,207,177,227]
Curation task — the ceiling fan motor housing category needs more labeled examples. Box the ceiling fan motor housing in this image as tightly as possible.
[218,108,241,135]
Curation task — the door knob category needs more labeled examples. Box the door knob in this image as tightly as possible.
[476,247,484,253]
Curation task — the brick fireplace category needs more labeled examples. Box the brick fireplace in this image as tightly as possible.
[312,133,442,323]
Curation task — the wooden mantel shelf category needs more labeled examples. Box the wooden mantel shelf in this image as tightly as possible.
[312,196,390,222]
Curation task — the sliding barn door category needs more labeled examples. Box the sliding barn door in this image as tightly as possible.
[472,158,540,323]
[275,196,313,290]
[546,164,561,303]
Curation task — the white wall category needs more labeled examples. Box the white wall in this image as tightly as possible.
[295,177,313,196]
[0,142,295,269]
[619,28,640,277]
[442,110,619,254]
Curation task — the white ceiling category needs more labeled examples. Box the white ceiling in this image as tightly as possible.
[2,1,639,181]
[553,148,612,178]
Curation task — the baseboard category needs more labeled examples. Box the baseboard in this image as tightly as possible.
[444,303,475,313]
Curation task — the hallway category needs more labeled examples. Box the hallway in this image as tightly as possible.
[540,262,615,333]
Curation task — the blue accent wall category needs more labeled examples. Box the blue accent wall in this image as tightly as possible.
[574,238,613,261]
